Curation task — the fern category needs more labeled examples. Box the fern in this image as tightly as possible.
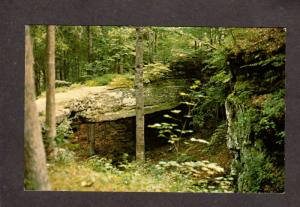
[210,122,227,146]
[240,54,285,69]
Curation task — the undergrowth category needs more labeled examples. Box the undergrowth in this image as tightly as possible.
[85,73,117,86]
[48,152,233,192]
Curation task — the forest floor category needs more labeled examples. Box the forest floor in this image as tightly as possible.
[48,135,234,192]
[38,83,234,192]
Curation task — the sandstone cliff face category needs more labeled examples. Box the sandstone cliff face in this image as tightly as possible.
[221,29,286,192]
[225,89,285,192]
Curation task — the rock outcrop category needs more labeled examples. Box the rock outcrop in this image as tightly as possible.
[223,30,285,192]
[37,79,188,123]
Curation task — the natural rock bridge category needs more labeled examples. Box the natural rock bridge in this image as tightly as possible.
[36,79,189,157]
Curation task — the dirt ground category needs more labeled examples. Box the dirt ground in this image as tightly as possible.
[36,86,109,120]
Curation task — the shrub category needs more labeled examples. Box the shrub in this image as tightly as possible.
[148,80,204,156]
[209,122,227,147]
[262,89,285,119]
[85,74,116,86]
[85,156,121,174]
[237,149,284,192]
[143,63,171,84]
[55,80,72,87]
[108,73,134,88]
[55,118,73,145]
[54,148,76,164]
[191,71,229,129]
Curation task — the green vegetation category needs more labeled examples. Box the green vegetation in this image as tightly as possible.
[148,80,207,156]
[55,118,74,145]
[143,63,171,83]
[169,27,285,192]
[29,26,285,192]
[49,152,233,192]
[85,73,117,86]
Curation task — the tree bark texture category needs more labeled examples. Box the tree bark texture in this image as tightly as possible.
[135,27,145,161]
[87,26,93,63]
[88,123,96,156]
[45,25,57,155]
[119,56,124,74]
[24,25,50,190]
[63,51,67,80]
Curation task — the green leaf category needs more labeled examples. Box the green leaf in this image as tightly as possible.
[147,123,161,128]
[179,92,189,96]
[180,101,196,106]
[163,114,173,119]
[190,138,209,144]
[171,110,181,114]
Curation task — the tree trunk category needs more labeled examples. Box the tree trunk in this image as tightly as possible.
[24,25,50,190]
[45,25,57,156]
[34,65,41,96]
[77,58,80,81]
[135,27,145,161]
[209,28,213,45]
[42,67,46,91]
[59,60,63,80]
[87,26,93,63]
[63,51,67,80]
[88,123,96,156]
[154,31,157,53]
[113,61,119,74]
[148,37,152,63]
[119,56,124,74]
[74,57,79,81]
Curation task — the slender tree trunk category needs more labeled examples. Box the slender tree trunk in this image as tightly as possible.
[151,38,155,62]
[230,29,237,46]
[217,28,222,45]
[63,51,67,80]
[135,27,145,161]
[116,60,120,74]
[87,26,93,63]
[88,123,95,156]
[34,66,41,96]
[119,56,124,74]
[24,25,50,190]
[154,31,157,53]
[45,25,57,156]
[77,57,80,81]
[113,61,118,74]
[42,67,46,91]
[148,37,152,63]
[209,28,213,45]
[74,57,78,81]
[149,31,154,63]
[59,60,63,80]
